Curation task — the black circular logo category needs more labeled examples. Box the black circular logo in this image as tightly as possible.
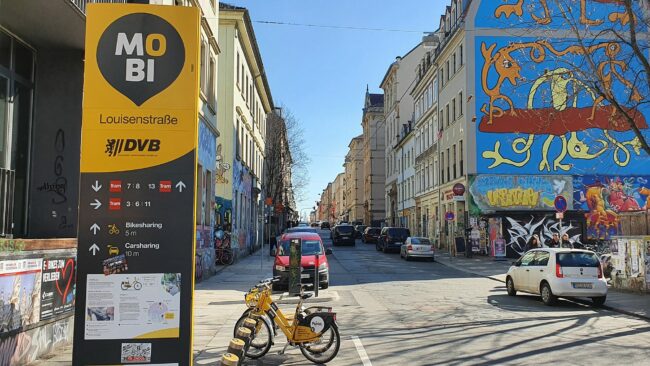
[97,13,185,106]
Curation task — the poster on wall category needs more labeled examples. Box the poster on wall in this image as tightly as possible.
[40,257,76,321]
[84,273,181,340]
[0,258,43,333]
[494,239,506,259]
[630,239,641,277]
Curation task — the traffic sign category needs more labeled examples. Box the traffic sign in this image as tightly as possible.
[554,195,568,213]
[74,4,200,365]
[445,211,455,221]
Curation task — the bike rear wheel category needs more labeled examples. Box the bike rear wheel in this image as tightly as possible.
[299,322,340,364]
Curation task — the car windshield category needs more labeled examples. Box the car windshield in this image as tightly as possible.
[336,226,354,233]
[278,240,323,256]
[557,252,600,267]
[388,228,410,237]
[411,238,431,245]
[367,228,380,234]
[287,227,317,234]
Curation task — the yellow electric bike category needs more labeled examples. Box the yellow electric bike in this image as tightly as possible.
[233,277,340,364]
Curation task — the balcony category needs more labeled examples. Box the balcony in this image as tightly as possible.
[71,0,128,14]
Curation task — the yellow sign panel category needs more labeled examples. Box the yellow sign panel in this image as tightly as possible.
[74,4,200,366]
[81,4,200,173]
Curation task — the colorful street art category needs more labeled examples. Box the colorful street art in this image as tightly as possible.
[503,214,583,257]
[474,1,650,175]
[215,144,231,185]
[573,176,650,239]
[480,0,638,29]
[469,175,572,212]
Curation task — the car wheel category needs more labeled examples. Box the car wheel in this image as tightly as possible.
[540,282,556,306]
[376,243,381,251]
[320,282,329,290]
[506,276,517,296]
[405,254,410,261]
[591,296,606,307]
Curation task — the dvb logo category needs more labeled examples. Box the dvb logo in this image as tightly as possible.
[97,13,185,106]
[105,139,161,157]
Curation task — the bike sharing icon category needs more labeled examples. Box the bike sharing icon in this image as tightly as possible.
[96,13,185,106]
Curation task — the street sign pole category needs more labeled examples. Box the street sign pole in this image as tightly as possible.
[554,195,568,246]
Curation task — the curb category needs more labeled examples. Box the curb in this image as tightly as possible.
[277,291,340,304]
[436,258,650,323]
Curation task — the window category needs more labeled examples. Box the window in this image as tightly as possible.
[458,91,463,116]
[208,56,216,108]
[460,44,464,65]
[453,53,457,74]
[452,144,457,179]
[241,65,244,89]
[445,104,450,127]
[452,98,456,121]
[520,252,536,266]
[440,110,444,129]
[440,152,445,184]
[446,60,450,81]
[440,68,444,86]
[446,148,450,182]
[458,140,464,176]
[196,164,203,224]
[200,41,206,94]
[532,251,550,266]
[236,53,240,88]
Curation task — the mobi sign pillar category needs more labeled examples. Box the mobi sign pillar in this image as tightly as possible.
[73,4,200,365]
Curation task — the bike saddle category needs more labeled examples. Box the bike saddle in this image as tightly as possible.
[297,292,313,300]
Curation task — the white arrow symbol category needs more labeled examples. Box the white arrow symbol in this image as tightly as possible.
[91,180,102,192]
[90,199,102,210]
[90,223,100,235]
[176,181,186,192]
[89,244,100,255]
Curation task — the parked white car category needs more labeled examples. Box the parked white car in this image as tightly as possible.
[400,237,435,261]
[506,248,607,306]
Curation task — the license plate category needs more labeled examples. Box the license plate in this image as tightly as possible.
[572,282,593,289]
[395,242,402,245]
[301,274,310,279]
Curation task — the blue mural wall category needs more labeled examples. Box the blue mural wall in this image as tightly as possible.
[474,1,650,175]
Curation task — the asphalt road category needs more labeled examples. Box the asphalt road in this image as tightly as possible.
[190,239,650,366]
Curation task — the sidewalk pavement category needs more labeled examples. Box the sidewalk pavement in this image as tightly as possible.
[436,252,650,321]
[30,248,337,366]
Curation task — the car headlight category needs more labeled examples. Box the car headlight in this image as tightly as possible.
[275,265,286,271]
[318,263,328,270]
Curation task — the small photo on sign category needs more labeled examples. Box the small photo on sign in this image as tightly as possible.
[87,306,114,321]
[103,254,128,275]
[121,342,152,364]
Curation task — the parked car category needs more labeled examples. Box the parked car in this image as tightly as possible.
[317,229,333,249]
[276,227,318,244]
[400,237,434,261]
[310,222,320,228]
[332,224,356,246]
[377,227,411,253]
[272,232,332,290]
[320,222,331,229]
[354,225,367,239]
[506,248,607,306]
[361,227,381,244]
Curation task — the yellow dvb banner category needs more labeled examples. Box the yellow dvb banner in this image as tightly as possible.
[74,4,200,365]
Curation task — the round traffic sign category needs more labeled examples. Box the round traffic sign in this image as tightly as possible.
[453,183,466,196]
[445,211,455,221]
[554,195,568,213]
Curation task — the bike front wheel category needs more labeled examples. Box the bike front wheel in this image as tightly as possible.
[299,322,340,364]
[234,314,272,359]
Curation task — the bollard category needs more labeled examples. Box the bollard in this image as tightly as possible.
[220,352,239,366]
[242,318,257,335]
[226,338,245,365]
[235,326,252,354]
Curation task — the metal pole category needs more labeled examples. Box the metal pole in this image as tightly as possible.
[559,217,563,248]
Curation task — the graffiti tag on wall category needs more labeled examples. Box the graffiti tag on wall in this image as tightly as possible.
[504,214,583,257]
[469,175,572,212]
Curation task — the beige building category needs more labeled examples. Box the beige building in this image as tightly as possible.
[344,135,364,224]
[318,182,334,224]
[361,90,386,226]
[412,48,440,242]
[380,44,425,229]
[218,3,273,253]
[333,172,346,222]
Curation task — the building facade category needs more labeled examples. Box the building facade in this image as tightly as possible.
[380,44,425,229]
[344,135,364,224]
[361,90,386,226]
[333,172,345,222]
[217,3,272,256]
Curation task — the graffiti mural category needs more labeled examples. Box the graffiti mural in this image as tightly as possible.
[0,317,73,366]
[573,175,650,239]
[469,175,572,212]
[474,1,650,175]
[503,214,583,257]
[215,144,231,184]
[480,0,639,29]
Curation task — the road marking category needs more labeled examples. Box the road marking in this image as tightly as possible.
[351,336,372,366]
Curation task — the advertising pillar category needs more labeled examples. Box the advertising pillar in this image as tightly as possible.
[73,4,200,365]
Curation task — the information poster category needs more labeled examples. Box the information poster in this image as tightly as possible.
[40,257,76,321]
[494,239,507,259]
[73,4,200,365]
[0,258,43,333]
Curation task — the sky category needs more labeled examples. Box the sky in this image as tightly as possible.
[227,0,448,218]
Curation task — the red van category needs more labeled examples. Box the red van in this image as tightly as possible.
[273,232,331,289]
